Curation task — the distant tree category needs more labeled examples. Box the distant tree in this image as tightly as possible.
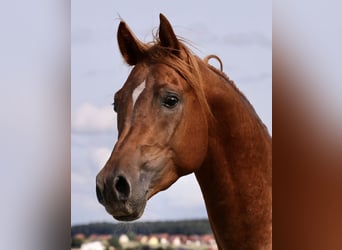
[108,236,122,250]
[71,236,84,248]
[127,231,136,241]
[71,219,212,237]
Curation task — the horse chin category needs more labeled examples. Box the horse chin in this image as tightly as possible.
[106,199,146,222]
[113,211,143,222]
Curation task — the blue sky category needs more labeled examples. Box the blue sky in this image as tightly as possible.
[71,0,271,225]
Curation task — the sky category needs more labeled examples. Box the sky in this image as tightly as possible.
[71,0,272,225]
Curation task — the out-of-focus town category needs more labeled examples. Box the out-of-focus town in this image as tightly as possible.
[71,233,217,250]
[71,220,217,250]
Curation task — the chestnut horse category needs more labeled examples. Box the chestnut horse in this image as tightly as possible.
[96,14,272,249]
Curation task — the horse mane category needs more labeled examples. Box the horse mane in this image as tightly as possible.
[206,58,270,135]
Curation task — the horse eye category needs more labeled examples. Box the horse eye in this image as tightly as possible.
[162,95,179,108]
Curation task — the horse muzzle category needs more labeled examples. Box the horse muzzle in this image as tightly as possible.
[96,172,148,221]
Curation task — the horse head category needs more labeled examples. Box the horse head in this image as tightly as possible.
[96,14,209,221]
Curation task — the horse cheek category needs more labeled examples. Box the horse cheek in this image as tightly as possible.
[173,110,208,175]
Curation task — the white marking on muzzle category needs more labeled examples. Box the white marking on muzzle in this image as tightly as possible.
[132,80,146,107]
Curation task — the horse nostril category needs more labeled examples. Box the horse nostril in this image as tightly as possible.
[96,184,104,204]
[115,176,131,201]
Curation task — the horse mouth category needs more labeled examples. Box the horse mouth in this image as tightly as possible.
[104,199,147,222]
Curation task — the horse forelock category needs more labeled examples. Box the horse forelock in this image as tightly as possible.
[134,38,215,125]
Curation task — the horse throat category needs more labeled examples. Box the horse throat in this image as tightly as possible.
[195,65,272,249]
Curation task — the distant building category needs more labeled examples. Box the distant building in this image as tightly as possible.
[171,236,181,246]
[148,235,159,246]
[119,234,129,244]
[159,234,169,246]
[137,235,148,244]
[80,241,105,250]
[74,233,86,240]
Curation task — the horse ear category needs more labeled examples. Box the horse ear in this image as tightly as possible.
[158,13,180,55]
[117,21,146,65]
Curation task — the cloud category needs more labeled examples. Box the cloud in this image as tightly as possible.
[166,174,204,205]
[238,72,272,84]
[221,32,271,49]
[72,102,116,133]
[71,160,95,190]
[195,29,272,49]
[141,174,207,221]
[71,190,111,225]
[72,146,112,191]
[92,147,112,170]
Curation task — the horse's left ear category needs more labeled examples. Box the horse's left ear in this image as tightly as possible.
[158,13,180,55]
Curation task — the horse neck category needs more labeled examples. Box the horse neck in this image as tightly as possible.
[194,63,272,249]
